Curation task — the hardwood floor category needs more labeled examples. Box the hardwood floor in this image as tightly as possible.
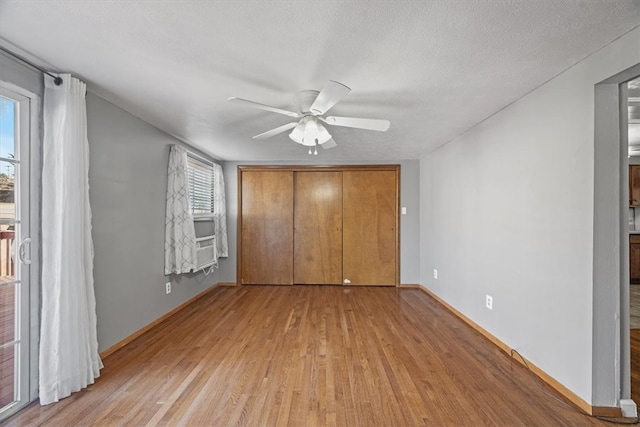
[631,329,640,406]
[5,286,612,426]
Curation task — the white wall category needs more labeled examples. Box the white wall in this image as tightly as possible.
[87,93,221,352]
[218,159,420,285]
[419,27,640,405]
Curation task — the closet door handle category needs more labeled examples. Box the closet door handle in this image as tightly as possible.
[18,237,31,265]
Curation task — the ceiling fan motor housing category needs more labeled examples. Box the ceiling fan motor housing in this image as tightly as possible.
[296,90,320,114]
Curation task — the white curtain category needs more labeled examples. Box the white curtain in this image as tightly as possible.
[40,74,102,405]
[212,163,228,257]
[165,145,197,274]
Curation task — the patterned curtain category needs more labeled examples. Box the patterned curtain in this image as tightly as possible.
[213,163,228,257]
[165,145,196,274]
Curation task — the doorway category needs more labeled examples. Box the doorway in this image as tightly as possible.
[0,85,34,419]
[593,62,640,415]
[628,76,640,405]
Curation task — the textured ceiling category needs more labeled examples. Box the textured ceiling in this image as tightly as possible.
[0,1,639,161]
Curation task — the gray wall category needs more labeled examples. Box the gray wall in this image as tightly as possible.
[87,93,221,352]
[419,27,640,405]
[218,159,420,284]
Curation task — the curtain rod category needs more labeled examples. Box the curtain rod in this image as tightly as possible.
[0,45,63,86]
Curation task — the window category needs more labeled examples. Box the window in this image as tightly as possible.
[186,154,214,218]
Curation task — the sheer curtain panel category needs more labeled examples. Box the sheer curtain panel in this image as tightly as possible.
[40,74,102,405]
[165,145,197,274]
[213,163,228,257]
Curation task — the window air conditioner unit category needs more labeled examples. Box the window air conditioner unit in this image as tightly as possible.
[194,235,217,272]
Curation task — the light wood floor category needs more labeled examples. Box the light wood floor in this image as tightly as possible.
[5,285,612,426]
[631,329,640,406]
[630,285,640,406]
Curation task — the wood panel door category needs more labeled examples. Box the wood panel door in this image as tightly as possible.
[343,170,398,286]
[294,171,343,284]
[240,170,294,285]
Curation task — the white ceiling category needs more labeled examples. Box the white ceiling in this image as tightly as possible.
[1,1,639,161]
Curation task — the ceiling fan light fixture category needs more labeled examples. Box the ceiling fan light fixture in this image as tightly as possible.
[289,117,333,147]
[302,118,320,146]
[289,121,306,144]
[316,123,332,145]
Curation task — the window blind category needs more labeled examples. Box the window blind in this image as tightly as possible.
[187,154,214,217]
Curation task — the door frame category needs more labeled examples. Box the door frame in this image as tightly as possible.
[593,63,640,414]
[0,81,40,419]
[237,164,401,286]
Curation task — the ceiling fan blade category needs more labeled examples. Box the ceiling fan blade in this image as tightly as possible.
[309,81,351,115]
[252,122,299,140]
[321,138,337,149]
[228,97,301,118]
[323,116,390,132]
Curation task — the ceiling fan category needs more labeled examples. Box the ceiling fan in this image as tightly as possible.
[228,80,390,155]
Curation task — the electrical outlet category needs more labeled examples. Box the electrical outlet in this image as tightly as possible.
[165,282,171,294]
[433,269,438,279]
[486,295,493,310]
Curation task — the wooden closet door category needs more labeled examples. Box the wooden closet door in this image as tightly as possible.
[240,170,294,285]
[343,170,397,286]
[294,171,343,284]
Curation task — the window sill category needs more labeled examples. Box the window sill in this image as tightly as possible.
[193,216,214,222]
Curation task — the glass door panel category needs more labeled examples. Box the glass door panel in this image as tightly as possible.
[0,87,30,419]
[0,346,14,408]
[0,159,16,286]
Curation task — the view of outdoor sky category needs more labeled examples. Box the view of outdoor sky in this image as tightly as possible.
[0,97,15,180]
[0,97,15,215]
[0,97,15,162]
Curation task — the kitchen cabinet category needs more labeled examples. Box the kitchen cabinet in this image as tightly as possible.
[630,166,640,206]
[631,235,640,284]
